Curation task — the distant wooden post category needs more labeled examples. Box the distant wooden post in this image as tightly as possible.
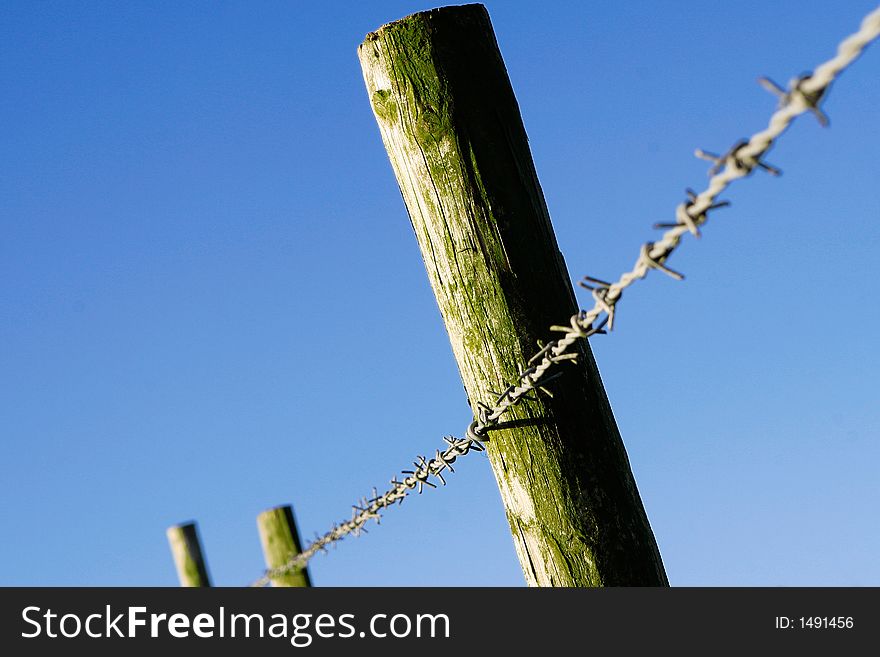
[166,522,211,587]
[359,4,667,586]
[257,505,312,587]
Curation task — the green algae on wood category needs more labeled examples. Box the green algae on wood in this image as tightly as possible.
[359,3,667,586]
[257,505,312,588]
[166,522,212,587]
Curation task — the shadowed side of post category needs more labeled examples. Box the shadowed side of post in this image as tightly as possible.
[358,4,667,586]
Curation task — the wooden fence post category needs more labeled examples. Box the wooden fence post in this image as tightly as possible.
[257,505,312,587]
[359,4,667,586]
[166,521,211,587]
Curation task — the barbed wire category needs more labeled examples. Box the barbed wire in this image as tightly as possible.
[251,6,880,587]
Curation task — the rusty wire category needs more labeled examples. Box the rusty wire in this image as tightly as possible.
[251,6,880,587]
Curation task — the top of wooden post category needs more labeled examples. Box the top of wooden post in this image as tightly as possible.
[361,3,488,39]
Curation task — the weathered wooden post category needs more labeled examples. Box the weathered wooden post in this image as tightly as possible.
[257,505,312,587]
[166,521,211,587]
[359,4,667,586]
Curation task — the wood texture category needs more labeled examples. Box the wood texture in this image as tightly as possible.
[166,522,211,587]
[359,4,667,586]
[257,505,312,587]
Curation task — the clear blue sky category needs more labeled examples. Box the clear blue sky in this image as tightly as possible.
[1,0,878,586]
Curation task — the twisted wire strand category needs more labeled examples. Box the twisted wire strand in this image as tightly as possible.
[250,6,880,587]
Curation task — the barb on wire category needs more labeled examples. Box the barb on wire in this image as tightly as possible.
[758,74,830,127]
[695,139,782,177]
[250,6,880,587]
